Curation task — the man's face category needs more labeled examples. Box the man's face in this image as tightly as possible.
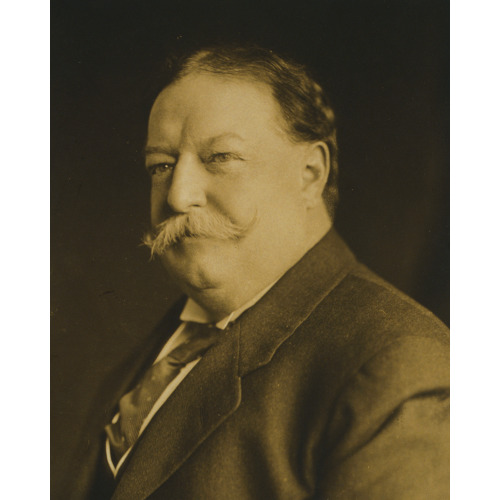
[145,72,311,292]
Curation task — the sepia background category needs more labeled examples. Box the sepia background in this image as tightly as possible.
[51,0,449,490]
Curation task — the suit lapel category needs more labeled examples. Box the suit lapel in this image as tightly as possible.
[238,229,356,376]
[112,323,241,500]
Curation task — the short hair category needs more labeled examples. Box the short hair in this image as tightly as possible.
[158,45,339,217]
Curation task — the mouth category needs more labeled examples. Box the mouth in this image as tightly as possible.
[167,233,212,248]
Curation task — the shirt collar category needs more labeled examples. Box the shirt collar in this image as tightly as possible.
[179,280,278,330]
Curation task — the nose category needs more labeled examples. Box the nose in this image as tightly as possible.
[167,154,207,213]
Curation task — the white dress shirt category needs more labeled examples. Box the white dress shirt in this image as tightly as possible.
[106,281,276,475]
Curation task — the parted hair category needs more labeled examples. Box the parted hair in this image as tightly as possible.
[160,44,339,217]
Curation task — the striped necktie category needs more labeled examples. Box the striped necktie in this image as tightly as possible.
[105,322,219,463]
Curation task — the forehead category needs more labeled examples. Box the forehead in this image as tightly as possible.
[147,72,287,146]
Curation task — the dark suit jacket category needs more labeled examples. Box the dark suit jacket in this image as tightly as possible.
[63,230,449,499]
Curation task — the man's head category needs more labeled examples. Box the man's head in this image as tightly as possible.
[143,45,338,314]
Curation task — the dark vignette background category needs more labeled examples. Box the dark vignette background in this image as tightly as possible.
[51,0,449,491]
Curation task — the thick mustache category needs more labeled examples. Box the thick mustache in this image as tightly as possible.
[143,211,255,257]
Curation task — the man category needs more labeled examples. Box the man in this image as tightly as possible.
[65,45,449,499]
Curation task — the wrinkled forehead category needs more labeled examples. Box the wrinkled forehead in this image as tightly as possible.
[147,72,289,146]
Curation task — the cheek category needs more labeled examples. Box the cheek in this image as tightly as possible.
[210,192,258,226]
[213,168,299,222]
[207,175,263,220]
[150,184,170,225]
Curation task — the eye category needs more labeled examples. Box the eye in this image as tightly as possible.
[147,163,174,176]
[206,152,242,164]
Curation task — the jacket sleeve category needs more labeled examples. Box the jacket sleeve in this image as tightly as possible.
[316,336,450,499]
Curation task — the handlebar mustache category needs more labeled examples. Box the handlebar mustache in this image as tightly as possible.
[143,211,256,257]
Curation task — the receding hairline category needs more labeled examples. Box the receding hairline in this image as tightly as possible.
[158,67,276,95]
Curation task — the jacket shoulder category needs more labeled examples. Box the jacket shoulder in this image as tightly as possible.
[316,261,449,347]
[291,260,449,397]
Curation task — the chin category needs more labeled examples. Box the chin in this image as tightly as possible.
[160,241,232,291]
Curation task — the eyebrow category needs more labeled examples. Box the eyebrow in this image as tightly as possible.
[144,133,246,157]
[144,145,175,156]
[203,132,245,146]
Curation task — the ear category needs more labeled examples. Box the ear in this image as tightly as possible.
[301,141,330,209]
